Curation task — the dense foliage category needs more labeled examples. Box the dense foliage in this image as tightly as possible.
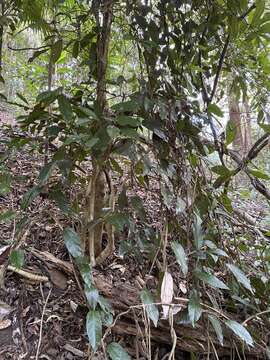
[0,0,270,358]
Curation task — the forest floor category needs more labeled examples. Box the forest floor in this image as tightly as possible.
[0,122,269,360]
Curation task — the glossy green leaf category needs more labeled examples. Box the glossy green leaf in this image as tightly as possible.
[194,270,229,290]
[208,314,223,345]
[86,310,102,351]
[63,227,83,258]
[171,241,188,277]
[10,249,24,269]
[107,342,131,360]
[188,290,202,327]
[140,289,159,327]
[225,320,254,346]
[226,264,253,292]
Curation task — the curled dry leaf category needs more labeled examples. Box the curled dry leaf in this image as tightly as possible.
[161,271,174,319]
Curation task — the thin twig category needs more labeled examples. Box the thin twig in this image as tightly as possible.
[35,287,52,360]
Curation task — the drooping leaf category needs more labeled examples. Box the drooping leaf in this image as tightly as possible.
[63,227,83,258]
[161,271,174,319]
[194,270,229,290]
[225,320,254,346]
[188,290,202,327]
[171,241,188,277]
[208,314,224,345]
[58,94,73,122]
[86,310,102,351]
[10,249,24,269]
[226,119,236,145]
[107,342,131,360]
[226,264,253,292]
[140,289,159,327]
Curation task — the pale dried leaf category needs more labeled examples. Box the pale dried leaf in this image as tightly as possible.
[0,319,11,329]
[161,271,174,319]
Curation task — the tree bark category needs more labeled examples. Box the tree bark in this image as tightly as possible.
[228,96,244,154]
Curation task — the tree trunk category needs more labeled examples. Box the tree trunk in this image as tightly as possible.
[243,101,252,154]
[228,96,244,155]
[0,0,5,82]
[84,0,114,264]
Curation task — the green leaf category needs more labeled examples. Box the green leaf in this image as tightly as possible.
[226,264,253,292]
[140,289,159,327]
[260,22,270,33]
[112,100,140,113]
[193,213,203,250]
[86,310,102,351]
[0,210,16,222]
[107,342,131,360]
[85,285,99,309]
[21,186,41,209]
[225,320,254,346]
[171,241,188,277]
[38,162,55,186]
[107,125,120,139]
[0,173,12,195]
[228,16,239,38]
[63,227,83,258]
[188,290,202,327]
[211,165,232,177]
[10,249,24,269]
[58,94,73,122]
[226,119,236,145]
[208,314,223,345]
[208,104,223,117]
[107,213,129,232]
[50,39,63,63]
[115,115,141,127]
[16,92,28,104]
[251,0,265,26]
[130,196,146,220]
[72,40,80,58]
[194,270,229,290]
[249,169,270,180]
